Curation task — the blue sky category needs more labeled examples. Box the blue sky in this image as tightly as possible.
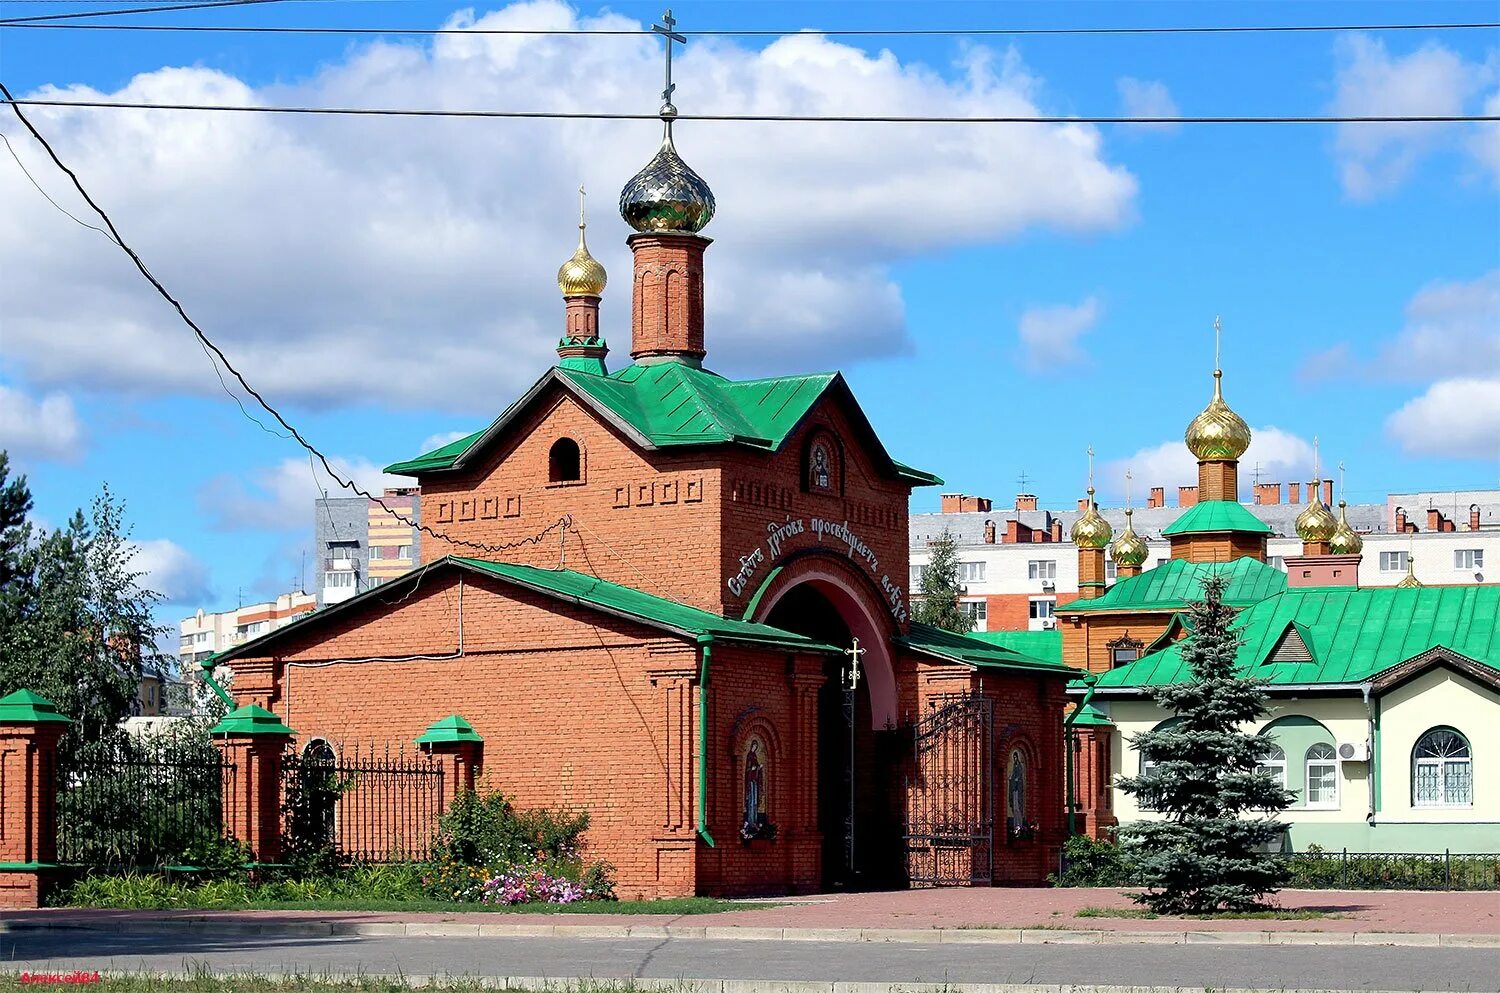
[1,0,1497,620]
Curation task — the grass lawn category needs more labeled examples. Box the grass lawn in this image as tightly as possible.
[220,897,768,914]
[1075,905,1334,921]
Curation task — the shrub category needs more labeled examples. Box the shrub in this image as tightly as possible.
[1050,835,1138,888]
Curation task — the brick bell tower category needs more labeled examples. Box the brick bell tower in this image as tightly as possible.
[555,186,610,375]
[618,78,716,366]
[1070,447,1114,600]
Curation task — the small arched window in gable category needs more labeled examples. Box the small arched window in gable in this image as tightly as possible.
[548,437,582,484]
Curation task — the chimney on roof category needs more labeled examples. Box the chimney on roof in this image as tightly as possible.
[1050,519,1064,542]
[1254,482,1282,505]
[940,493,991,514]
[1077,497,1090,513]
[1427,508,1456,533]
[940,493,961,513]
[1289,481,1302,504]
[1178,485,1199,508]
[1321,479,1334,506]
[983,520,996,545]
[1148,486,1165,509]
[1472,504,1483,532]
[1394,506,1417,533]
[1016,494,1038,511]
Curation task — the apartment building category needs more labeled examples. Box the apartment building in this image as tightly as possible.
[315,488,421,605]
[179,590,319,665]
[910,488,1499,632]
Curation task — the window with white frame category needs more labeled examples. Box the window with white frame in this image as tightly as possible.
[959,561,986,583]
[960,600,987,627]
[1028,559,1057,580]
[1413,727,1472,807]
[1305,743,1338,808]
[329,542,358,561]
[368,545,381,561]
[1379,550,1408,572]
[1256,743,1287,789]
[1028,598,1055,620]
[324,571,356,589]
[1455,548,1484,570]
[1105,559,1117,580]
[397,544,413,560]
[909,564,926,586]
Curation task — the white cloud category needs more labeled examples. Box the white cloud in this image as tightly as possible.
[1017,296,1100,371]
[0,384,84,461]
[198,455,403,531]
[1469,90,1500,186]
[0,1,1136,414]
[1386,376,1500,459]
[1331,34,1495,198]
[1380,269,1500,379]
[131,538,212,604]
[1116,77,1180,132]
[1104,427,1317,496]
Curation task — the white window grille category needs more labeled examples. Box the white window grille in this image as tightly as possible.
[1413,728,1472,807]
[1305,743,1338,808]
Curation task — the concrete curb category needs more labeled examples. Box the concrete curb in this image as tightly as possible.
[3,917,1499,947]
[50,972,1470,993]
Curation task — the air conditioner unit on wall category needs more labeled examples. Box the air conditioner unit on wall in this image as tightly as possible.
[1337,741,1370,762]
[1041,619,1057,630]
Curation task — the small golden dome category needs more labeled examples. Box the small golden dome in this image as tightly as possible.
[1328,500,1364,555]
[1185,370,1252,462]
[1396,556,1423,588]
[557,204,607,298]
[1109,507,1149,567]
[1071,487,1114,549]
[1295,495,1338,543]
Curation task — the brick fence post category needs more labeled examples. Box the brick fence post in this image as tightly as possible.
[416,715,484,808]
[0,690,71,908]
[211,704,295,864]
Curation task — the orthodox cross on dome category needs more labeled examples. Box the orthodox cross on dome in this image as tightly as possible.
[1338,460,1346,501]
[1313,434,1321,488]
[578,184,587,229]
[652,9,687,120]
[1086,444,1096,496]
[1213,314,1223,373]
[1124,468,1133,510]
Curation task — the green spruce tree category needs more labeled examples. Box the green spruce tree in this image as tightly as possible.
[1116,572,1291,914]
[912,529,972,633]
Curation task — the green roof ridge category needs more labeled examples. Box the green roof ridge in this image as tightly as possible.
[1057,557,1286,615]
[1161,500,1273,537]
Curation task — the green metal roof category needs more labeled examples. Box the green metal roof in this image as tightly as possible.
[969,629,1063,667]
[0,689,71,725]
[1069,701,1114,727]
[1160,500,1273,537]
[416,714,483,745]
[211,704,295,737]
[1094,584,1500,691]
[385,363,941,485]
[899,622,1076,676]
[1056,557,1287,615]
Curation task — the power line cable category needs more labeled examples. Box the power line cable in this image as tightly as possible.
[0,79,568,557]
[0,0,299,25]
[5,16,1499,33]
[5,96,1495,124]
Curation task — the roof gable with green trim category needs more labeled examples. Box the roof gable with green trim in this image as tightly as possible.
[1057,557,1286,615]
[1160,500,1273,537]
[385,363,941,486]
[1093,584,1500,691]
[208,555,842,665]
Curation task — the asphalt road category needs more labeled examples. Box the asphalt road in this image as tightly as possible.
[6,931,1500,991]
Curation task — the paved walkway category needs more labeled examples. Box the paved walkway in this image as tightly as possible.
[7,888,1498,937]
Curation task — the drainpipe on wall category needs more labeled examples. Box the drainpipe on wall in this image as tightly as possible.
[1064,672,1100,838]
[199,659,235,708]
[1361,681,1378,826]
[696,634,716,848]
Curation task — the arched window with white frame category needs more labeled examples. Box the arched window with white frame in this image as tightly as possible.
[1256,743,1287,789]
[1413,727,1472,807]
[1304,743,1338,808]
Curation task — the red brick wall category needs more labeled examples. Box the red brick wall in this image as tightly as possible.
[982,592,1079,632]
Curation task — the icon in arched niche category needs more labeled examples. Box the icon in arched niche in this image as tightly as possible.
[740,736,776,842]
[1007,747,1036,841]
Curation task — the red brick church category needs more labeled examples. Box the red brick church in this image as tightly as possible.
[211,98,1073,896]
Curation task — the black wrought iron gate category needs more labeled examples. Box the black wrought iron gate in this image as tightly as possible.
[904,693,994,886]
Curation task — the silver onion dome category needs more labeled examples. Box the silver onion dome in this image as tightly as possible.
[619,122,715,234]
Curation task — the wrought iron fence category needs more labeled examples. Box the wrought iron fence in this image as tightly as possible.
[281,743,445,863]
[57,735,237,869]
[1279,849,1500,891]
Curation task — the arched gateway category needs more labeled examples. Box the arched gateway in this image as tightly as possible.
[208,63,1074,898]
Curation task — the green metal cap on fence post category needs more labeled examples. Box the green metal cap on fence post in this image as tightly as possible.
[415,715,483,747]
[210,704,295,737]
[0,690,72,725]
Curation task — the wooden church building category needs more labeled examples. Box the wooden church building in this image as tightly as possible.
[209,94,1074,897]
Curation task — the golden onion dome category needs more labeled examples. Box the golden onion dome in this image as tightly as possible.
[1070,487,1114,550]
[619,123,715,234]
[1185,370,1252,462]
[557,222,607,298]
[1109,508,1149,567]
[1396,556,1423,588]
[1328,500,1364,555]
[1295,495,1338,543]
